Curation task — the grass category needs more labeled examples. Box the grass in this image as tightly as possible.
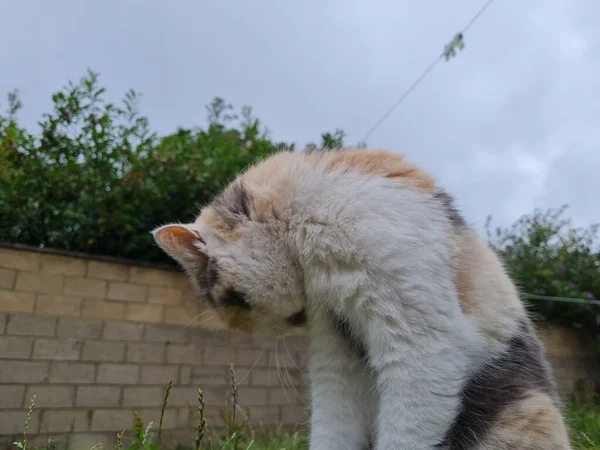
[11,368,600,450]
[14,365,307,450]
[567,401,600,449]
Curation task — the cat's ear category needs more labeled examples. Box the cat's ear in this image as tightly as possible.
[152,223,208,266]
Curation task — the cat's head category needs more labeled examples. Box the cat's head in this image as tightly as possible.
[152,156,307,337]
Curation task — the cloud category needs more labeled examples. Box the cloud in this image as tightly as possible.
[1,0,598,231]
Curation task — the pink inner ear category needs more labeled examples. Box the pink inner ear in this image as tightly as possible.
[153,224,206,260]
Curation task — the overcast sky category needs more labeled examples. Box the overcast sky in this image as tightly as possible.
[2,0,599,232]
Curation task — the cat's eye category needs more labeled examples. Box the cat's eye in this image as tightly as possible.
[287,309,307,326]
[220,289,252,311]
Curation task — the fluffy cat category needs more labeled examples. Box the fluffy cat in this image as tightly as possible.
[152,148,572,450]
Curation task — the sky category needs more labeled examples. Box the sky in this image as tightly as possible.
[2,0,599,232]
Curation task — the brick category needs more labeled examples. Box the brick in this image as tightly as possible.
[148,286,183,305]
[87,260,129,280]
[281,335,308,351]
[201,386,230,407]
[140,365,179,385]
[281,405,308,424]
[182,287,198,304]
[248,405,280,425]
[0,361,49,383]
[76,386,121,407]
[82,340,125,362]
[237,387,268,406]
[56,317,103,339]
[180,366,192,384]
[204,346,236,365]
[25,385,75,408]
[122,386,164,406]
[129,266,184,287]
[7,314,57,336]
[0,248,40,270]
[144,324,189,344]
[229,331,258,348]
[268,387,301,405]
[15,271,63,294]
[0,336,34,359]
[82,299,125,321]
[107,281,147,302]
[166,344,202,364]
[0,385,25,408]
[91,409,137,431]
[97,363,139,384]
[32,338,82,360]
[0,410,40,434]
[0,313,5,334]
[64,277,107,298]
[49,362,95,383]
[251,369,282,387]
[164,306,194,326]
[137,408,178,429]
[0,268,16,289]
[235,349,270,367]
[191,366,228,386]
[125,303,163,323]
[36,294,82,317]
[177,407,191,427]
[188,327,223,346]
[103,320,144,341]
[0,290,35,313]
[40,409,90,432]
[40,254,87,276]
[168,386,208,407]
[126,342,165,363]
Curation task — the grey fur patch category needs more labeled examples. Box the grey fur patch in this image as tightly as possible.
[433,191,466,228]
[436,321,558,449]
[212,182,251,228]
[327,310,369,363]
[203,258,219,307]
[220,288,252,311]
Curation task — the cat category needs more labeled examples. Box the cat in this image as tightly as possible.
[152,148,572,450]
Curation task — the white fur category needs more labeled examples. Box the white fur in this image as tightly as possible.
[290,168,481,449]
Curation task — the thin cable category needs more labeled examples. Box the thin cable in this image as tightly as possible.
[524,293,600,307]
[361,56,442,143]
[361,0,499,143]
[461,0,498,34]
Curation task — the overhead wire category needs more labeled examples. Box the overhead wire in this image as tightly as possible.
[361,0,499,143]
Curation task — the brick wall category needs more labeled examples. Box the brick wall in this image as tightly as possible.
[0,245,307,447]
[0,245,598,447]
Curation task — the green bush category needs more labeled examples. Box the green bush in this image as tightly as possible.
[487,206,600,337]
[0,70,345,265]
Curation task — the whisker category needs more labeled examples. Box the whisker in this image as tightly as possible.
[190,314,221,329]
[237,350,264,386]
[280,339,309,407]
[173,308,218,341]
[184,308,217,331]
[275,341,292,404]
[283,338,306,375]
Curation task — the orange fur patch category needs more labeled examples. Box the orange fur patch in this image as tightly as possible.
[455,235,478,315]
[318,149,437,193]
[482,391,571,449]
